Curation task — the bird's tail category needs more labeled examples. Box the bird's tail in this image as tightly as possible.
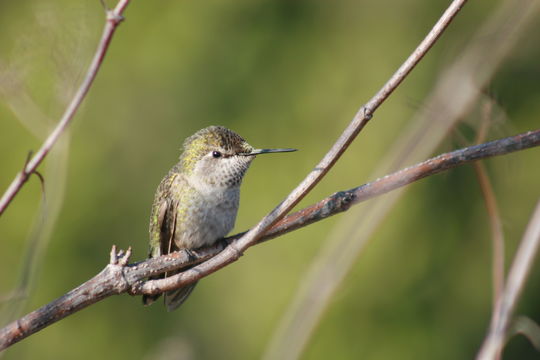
[164,282,198,312]
[142,267,198,310]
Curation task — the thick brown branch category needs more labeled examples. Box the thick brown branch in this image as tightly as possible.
[1,129,537,351]
[1,266,122,349]
[0,0,131,216]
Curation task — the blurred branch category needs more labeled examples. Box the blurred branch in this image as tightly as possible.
[477,198,540,360]
[474,163,505,314]
[1,129,539,351]
[473,97,505,321]
[0,0,131,216]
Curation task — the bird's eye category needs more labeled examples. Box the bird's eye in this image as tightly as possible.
[212,151,222,158]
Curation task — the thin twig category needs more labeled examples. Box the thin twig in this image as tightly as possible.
[0,129,538,350]
[477,199,540,360]
[0,0,131,216]
[147,0,470,292]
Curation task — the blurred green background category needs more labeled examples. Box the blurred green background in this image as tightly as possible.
[1,0,540,359]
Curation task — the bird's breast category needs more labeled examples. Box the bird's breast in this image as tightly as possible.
[175,181,240,249]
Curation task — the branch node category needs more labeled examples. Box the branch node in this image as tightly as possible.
[228,243,244,260]
[23,150,33,172]
[24,151,46,192]
[334,190,356,211]
[107,10,125,24]
[362,106,373,121]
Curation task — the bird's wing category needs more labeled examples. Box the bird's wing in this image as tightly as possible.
[162,200,178,255]
[148,198,169,258]
[149,172,183,259]
[144,172,181,306]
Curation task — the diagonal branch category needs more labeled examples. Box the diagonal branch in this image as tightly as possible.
[0,0,132,216]
[1,128,539,351]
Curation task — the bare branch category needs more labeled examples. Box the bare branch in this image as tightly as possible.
[1,129,538,350]
[477,198,540,359]
[0,0,132,216]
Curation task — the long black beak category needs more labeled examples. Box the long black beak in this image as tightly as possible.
[242,148,297,156]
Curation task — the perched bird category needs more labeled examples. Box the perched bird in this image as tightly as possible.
[143,126,295,311]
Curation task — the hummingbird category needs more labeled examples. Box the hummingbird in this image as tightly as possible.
[142,126,296,311]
